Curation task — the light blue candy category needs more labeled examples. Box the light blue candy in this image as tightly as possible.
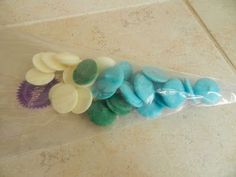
[183,79,194,97]
[142,66,169,83]
[154,93,167,108]
[92,86,116,100]
[193,78,221,105]
[161,79,186,109]
[133,73,155,104]
[119,81,143,108]
[115,61,133,80]
[137,101,163,118]
[93,66,124,93]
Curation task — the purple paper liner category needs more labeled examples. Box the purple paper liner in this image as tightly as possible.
[16,79,58,109]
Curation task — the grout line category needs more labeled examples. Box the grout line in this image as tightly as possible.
[182,0,236,73]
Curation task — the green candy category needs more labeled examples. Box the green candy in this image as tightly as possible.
[106,94,133,116]
[87,101,116,126]
[73,59,98,85]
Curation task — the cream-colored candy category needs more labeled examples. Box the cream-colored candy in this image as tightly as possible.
[41,52,66,71]
[72,87,93,114]
[50,84,78,114]
[48,83,63,99]
[55,52,81,66]
[32,53,55,73]
[95,57,116,73]
[63,67,94,88]
[25,68,55,86]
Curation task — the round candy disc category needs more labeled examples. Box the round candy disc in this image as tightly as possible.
[73,59,98,85]
[87,101,116,126]
[142,66,169,83]
[119,81,143,108]
[93,66,124,93]
[32,53,55,73]
[115,61,133,80]
[72,87,93,114]
[106,94,132,115]
[55,52,81,66]
[133,73,155,104]
[50,84,78,113]
[92,86,116,100]
[193,78,221,104]
[49,83,63,99]
[95,57,116,73]
[183,79,194,96]
[161,79,186,109]
[137,101,163,118]
[25,68,55,86]
[41,52,66,71]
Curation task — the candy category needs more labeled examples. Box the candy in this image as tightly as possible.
[137,101,163,118]
[133,73,155,104]
[106,94,132,115]
[142,66,169,83]
[54,52,81,66]
[72,87,93,114]
[115,61,133,80]
[73,59,98,85]
[95,57,116,73]
[93,66,124,93]
[119,81,143,108]
[41,52,66,71]
[87,101,116,126]
[183,78,194,96]
[50,84,78,113]
[32,53,55,73]
[92,86,116,100]
[161,79,186,108]
[193,78,221,104]
[25,68,55,86]
[49,83,63,99]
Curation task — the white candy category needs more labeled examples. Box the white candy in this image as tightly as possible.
[25,68,55,86]
[48,83,63,99]
[72,87,93,114]
[50,84,78,114]
[32,53,55,73]
[55,52,81,66]
[95,57,116,73]
[41,52,66,71]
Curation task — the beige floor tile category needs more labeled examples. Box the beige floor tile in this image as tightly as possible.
[1,0,236,176]
[188,0,236,68]
[0,0,161,27]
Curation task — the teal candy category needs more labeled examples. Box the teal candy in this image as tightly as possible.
[137,101,163,118]
[183,79,194,97]
[193,78,221,104]
[133,73,155,104]
[142,66,169,83]
[93,66,124,93]
[92,86,116,100]
[154,93,167,108]
[115,61,133,80]
[161,79,186,108]
[119,81,143,108]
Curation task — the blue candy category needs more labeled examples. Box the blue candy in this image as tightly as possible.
[133,73,155,104]
[92,86,116,100]
[193,78,221,105]
[93,66,124,93]
[142,66,169,83]
[137,101,163,118]
[183,79,194,97]
[161,79,186,109]
[115,61,133,80]
[154,93,167,108]
[119,81,144,108]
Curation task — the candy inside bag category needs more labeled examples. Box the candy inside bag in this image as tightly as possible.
[20,52,236,126]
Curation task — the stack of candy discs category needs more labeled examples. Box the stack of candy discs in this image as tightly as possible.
[22,52,222,126]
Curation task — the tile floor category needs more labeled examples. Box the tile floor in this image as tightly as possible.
[0,0,236,177]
